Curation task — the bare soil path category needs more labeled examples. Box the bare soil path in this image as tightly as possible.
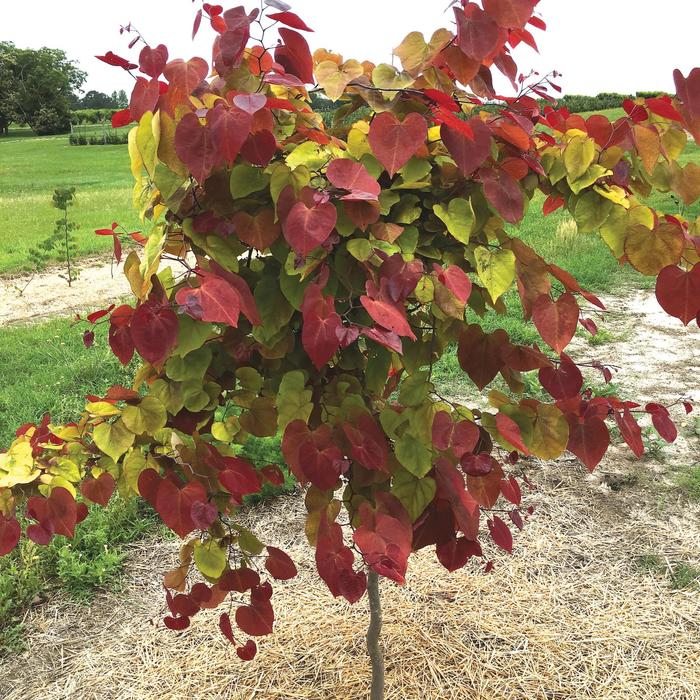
[0,279,698,699]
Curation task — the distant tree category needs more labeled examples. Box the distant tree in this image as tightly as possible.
[111,89,128,109]
[78,90,115,109]
[0,42,86,135]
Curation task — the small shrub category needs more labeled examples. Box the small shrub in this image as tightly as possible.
[31,106,71,135]
[555,217,579,247]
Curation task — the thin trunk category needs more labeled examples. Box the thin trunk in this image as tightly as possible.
[366,570,385,700]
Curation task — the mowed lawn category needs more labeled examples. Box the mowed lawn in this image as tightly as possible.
[0,132,141,274]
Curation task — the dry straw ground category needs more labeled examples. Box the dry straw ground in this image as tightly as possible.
[0,290,698,700]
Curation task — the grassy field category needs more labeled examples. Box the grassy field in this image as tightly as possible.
[0,132,141,274]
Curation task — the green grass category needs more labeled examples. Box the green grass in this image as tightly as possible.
[0,133,141,274]
[676,464,700,502]
[0,496,162,654]
[0,319,134,449]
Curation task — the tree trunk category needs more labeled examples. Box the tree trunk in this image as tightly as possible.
[366,570,385,700]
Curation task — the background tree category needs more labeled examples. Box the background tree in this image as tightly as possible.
[1,2,698,698]
[77,90,116,109]
[0,42,86,135]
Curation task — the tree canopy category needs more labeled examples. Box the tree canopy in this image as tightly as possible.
[0,42,86,134]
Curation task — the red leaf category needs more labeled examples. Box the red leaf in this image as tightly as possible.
[232,209,280,251]
[480,167,525,224]
[274,28,314,84]
[190,500,218,530]
[441,118,492,176]
[208,262,261,326]
[282,421,342,490]
[80,473,116,507]
[208,103,252,167]
[315,510,365,601]
[163,57,209,94]
[488,516,513,553]
[220,567,260,593]
[130,300,178,365]
[326,159,380,200]
[655,264,700,325]
[436,536,482,572]
[241,129,277,166]
[483,0,537,28]
[283,201,337,257]
[129,77,160,121]
[360,296,416,340]
[235,598,274,636]
[646,404,678,443]
[155,479,208,538]
[532,293,579,354]
[301,283,342,369]
[174,113,217,183]
[500,476,522,505]
[164,615,190,630]
[368,112,428,177]
[232,92,268,114]
[457,324,508,390]
[343,412,390,472]
[0,517,21,556]
[495,413,529,454]
[454,5,502,60]
[435,264,472,304]
[265,546,298,580]
[539,353,583,399]
[111,108,133,128]
[434,460,480,540]
[236,639,257,660]
[353,493,412,584]
[219,612,236,644]
[96,51,137,70]
[543,194,565,216]
[27,487,79,539]
[261,464,285,486]
[219,457,262,503]
[83,330,95,348]
[175,273,241,327]
[139,44,169,78]
[451,420,480,458]
[192,9,203,39]
[645,97,683,122]
[267,11,313,31]
[614,409,644,458]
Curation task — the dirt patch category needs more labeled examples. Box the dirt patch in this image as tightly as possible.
[0,290,698,699]
[0,257,188,327]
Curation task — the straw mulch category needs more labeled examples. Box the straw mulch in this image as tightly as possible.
[1,452,698,700]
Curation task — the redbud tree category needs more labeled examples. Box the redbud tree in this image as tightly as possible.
[1,1,698,697]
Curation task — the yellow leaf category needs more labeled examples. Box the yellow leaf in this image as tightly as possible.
[315,59,364,100]
[633,124,661,175]
[433,198,475,243]
[564,136,596,180]
[528,404,569,460]
[122,396,167,435]
[0,440,39,488]
[85,401,122,417]
[93,420,135,463]
[194,539,227,579]
[371,63,415,99]
[624,223,685,275]
[474,246,516,302]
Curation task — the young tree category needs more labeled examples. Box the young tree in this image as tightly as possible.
[1,2,698,696]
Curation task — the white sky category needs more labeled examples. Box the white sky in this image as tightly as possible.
[3,1,698,98]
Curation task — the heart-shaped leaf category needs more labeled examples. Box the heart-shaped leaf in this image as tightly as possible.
[655,263,700,325]
[130,300,179,365]
[368,112,428,177]
[80,472,116,507]
[531,293,579,354]
[232,209,280,250]
[139,44,169,78]
[441,118,492,176]
[283,200,337,256]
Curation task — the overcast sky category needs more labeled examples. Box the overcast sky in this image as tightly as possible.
[4,1,698,97]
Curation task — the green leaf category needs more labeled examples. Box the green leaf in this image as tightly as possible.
[121,396,167,434]
[194,539,227,579]
[276,371,313,431]
[391,468,436,521]
[122,449,148,496]
[93,419,135,463]
[433,197,474,243]
[174,315,214,357]
[230,163,269,198]
[564,136,596,180]
[474,246,516,302]
[395,432,433,477]
[236,526,264,555]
